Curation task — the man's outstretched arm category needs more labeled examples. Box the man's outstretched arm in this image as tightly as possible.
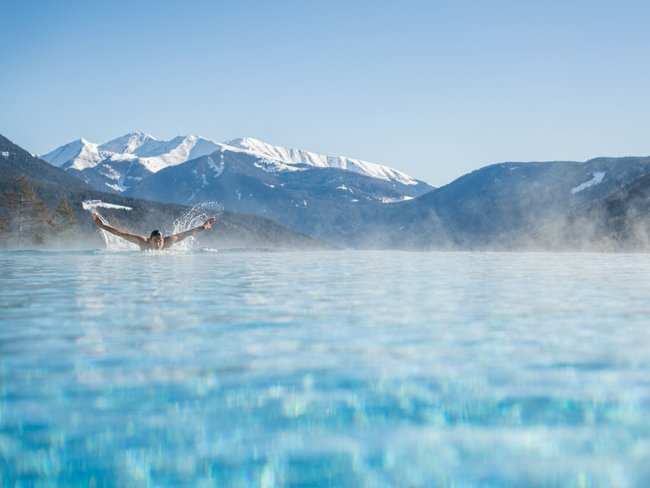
[165,216,217,247]
[91,213,148,247]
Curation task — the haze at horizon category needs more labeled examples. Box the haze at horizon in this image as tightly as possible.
[1,0,649,187]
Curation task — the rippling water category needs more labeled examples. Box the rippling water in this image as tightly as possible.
[1,250,650,486]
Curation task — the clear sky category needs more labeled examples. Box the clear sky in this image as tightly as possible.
[1,0,649,186]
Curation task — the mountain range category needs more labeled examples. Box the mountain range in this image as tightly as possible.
[362,156,650,250]
[41,132,434,243]
[8,130,650,251]
[0,134,331,250]
[42,132,432,196]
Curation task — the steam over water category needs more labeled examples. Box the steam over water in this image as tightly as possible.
[1,250,650,486]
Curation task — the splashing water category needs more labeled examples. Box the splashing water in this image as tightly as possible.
[83,200,137,251]
[85,200,223,252]
[87,210,139,251]
[170,201,223,251]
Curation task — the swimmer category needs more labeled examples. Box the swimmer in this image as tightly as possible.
[91,212,217,250]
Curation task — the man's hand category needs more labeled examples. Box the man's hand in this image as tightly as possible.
[202,216,217,230]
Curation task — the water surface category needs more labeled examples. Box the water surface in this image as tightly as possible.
[1,250,649,486]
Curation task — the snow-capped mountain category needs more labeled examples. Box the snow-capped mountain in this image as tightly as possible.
[41,132,435,243]
[225,137,419,186]
[41,132,222,191]
[0,133,331,250]
[42,138,104,171]
[42,132,432,195]
[28,131,650,250]
[96,131,155,154]
[43,131,222,172]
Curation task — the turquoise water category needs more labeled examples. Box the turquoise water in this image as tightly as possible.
[1,250,650,487]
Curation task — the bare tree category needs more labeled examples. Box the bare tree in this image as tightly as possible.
[3,175,51,248]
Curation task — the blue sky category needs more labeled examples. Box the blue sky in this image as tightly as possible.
[1,0,649,186]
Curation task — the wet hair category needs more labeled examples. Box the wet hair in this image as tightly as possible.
[150,230,162,238]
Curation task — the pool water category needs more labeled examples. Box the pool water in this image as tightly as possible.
[1,250,649,486]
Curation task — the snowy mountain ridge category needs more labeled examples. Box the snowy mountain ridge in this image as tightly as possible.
[225,137,418,185]
[42,138,104,171]
[42,132,221,174]
[42,132,421,186]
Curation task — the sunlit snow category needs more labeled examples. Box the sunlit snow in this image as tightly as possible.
[571,172,606,194]
[42,132,424,193]
[206,155,224,178]
[226,137,418,185]
[41,138,105,170]
[381,196,414,203]
[105,183,127,192]
[43,133,221,174]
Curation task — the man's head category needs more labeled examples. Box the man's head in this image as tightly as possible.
[149,230,164,249]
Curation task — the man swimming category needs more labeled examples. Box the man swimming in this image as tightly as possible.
[91,212,217,250]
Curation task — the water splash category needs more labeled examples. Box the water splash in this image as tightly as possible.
[88,210,140,251]
[170,201,224,251]
[82,200,133,212]
[86,201,223,252]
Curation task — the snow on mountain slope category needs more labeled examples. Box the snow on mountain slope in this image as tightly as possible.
[135,135,221,172]
[98,131,156,154]
[43,132,222,174]
[225,137,418,185]
[571,172,606,194]
[43,132,430,197]
[41,138,105,170]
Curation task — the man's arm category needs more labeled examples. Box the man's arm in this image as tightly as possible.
[165,216,217,247]
[91,213,148,246]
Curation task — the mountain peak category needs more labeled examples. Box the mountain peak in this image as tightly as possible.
[123,130,154,139]
[226,136,260,145]
[41,137,101,169]
[224,137,419,185]
[43,132,426,191]
[98,131,156,154]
